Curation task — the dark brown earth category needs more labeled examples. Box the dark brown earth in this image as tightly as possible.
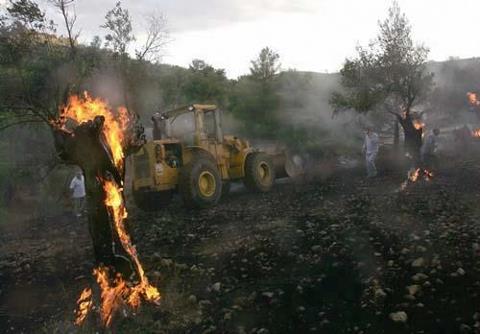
[2,153,480,333]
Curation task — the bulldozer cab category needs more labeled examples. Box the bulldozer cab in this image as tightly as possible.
[134,105,228,194]
[152,104,223,146]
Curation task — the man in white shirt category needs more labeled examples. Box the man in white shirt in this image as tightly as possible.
[363,128,380,178]
[70,170,86,217]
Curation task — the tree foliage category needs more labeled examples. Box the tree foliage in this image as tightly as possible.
[101,1,134,55]
[183,59,229,105]
[230,47,281,138]
[6,0,46,30]
[249,47,280,82]
[330,48,384,114]
[331,2,433,116]
[0,0,60,129]
[376,2,433,113]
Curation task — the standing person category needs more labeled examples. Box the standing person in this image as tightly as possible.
[70,169,86,217]
[421,128,440,169]
[363,128,380,178]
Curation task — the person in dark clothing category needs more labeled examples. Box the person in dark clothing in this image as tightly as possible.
[421,128,440,169]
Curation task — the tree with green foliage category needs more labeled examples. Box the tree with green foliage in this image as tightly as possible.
[0,0,61,130]
[230,47,281,138]
[330,2,433,161]
[183,59,229,105]
[101,1,134,56]
[250,47,281,83]
[158,65,190,108]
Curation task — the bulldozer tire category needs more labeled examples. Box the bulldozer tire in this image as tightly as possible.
[179,153,222,208]
[133,190,172,211]
[244,152,275,192]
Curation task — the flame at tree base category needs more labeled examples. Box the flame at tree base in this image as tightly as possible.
[92,264,160,327]
[74,288,93,326]
[99,180,160,324]
[400,168,434,191]
[75,180,161,327]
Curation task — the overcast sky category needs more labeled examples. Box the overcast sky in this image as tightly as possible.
[2,0,480,78]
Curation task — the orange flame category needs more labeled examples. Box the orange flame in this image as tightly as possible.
[413,120,425,130]
[401,168,434,190]
[57,92,131,170]
[472,129,480,138]
[467,92,480,107]
[410,168,434,182]
[408,168,421,182]
[61,93,160,327]
[74,288,93,325]
[94,267,128,327]
[101,180,160,317]
[424,169,434,181]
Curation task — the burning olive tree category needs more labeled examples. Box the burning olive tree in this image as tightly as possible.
[52,93,160,327]
[330,1,433,162]
[1,2,166,325]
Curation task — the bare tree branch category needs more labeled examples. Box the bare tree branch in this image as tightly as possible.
[49,0,78,56]
[135,12,170,62]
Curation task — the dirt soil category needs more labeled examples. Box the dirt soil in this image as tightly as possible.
[2,154,480,334]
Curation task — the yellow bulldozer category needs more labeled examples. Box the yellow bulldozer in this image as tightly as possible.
[131,104,279,209]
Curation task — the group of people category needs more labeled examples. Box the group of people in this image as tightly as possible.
[362,127,440,178]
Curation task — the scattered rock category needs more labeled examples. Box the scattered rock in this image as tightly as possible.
[390,311,408,323]
[412,273,428,282]
[417,246,427,253]
[412,258,425,268]
[212,282,221,292]
[160,258,173,267]
[374,288,387,299]
[224,312,232,321]
[199,300,212,308]
[262,292,274,298]
[406,285,421,296]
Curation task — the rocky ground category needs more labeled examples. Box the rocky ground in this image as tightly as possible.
[2,154,480,333]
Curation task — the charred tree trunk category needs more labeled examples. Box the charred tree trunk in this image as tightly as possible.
[53,116,134,277]
[395,112,423,167]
